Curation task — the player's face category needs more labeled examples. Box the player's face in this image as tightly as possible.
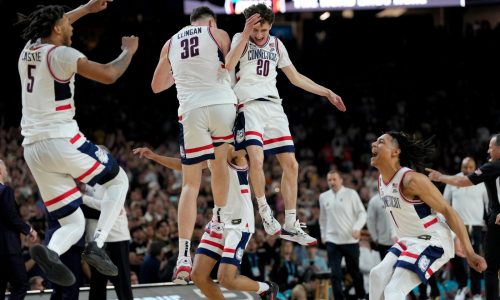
[250,21,272,46]
[327,172,343,190]
[57,15,73,46]
[488,136,500,161]
[370,134,400,168]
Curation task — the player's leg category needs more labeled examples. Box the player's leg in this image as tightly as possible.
[191,253,223,300]
[384,268,422,300]
[237,102,280,235]
[175,108,214,283]
[192,228,225,299]
[369,251,398,300]
[208,103,237,237]
[217,231,278,298]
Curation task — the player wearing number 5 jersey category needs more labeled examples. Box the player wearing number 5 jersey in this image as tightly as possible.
[151,6,237,283]
[18,0,138,287]
[225,4,346,246]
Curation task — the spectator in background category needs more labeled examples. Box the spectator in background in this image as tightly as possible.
[319,170,367,300]
[241,238,266,282]
[271,241,300,298]
[367,194,396,260]
[442,157,487,300]
[29,276,45,292]
[0,159,38,300]
[139,241,168,284]
[129,226,148,280]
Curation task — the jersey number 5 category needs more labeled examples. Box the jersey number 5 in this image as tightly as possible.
[27,65,36,93]
[180,37,200,59]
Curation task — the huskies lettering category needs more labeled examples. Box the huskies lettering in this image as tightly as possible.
[382,195,401,209]
[247,49,277,62]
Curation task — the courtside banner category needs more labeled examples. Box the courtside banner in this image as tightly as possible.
[19,283,260,300]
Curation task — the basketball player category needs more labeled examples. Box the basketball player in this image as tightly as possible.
[368,131,486,300]
[133,146,279,298]
[151,6,238,282]
[225,4,345,245]
[18,0,138,286]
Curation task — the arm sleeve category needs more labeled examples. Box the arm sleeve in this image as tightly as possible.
[352,191,367,231]
[0,186,31,235]
[468,161,500,185]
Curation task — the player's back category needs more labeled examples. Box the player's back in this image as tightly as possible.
[18,41,82,145]
[169,26,236,115]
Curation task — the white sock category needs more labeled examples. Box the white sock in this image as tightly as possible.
[257,196,268,209]
[179,238,191,258]
[285,209,296,228]
[94,168,128,248]
[48,208,85,255]
[257,281,270,294]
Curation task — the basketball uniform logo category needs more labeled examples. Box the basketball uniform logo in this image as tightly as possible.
[418,255,430,272]
[180,145,186,159]
[236,248,244,261]
[236,128,245,143]
[95,148,109,164]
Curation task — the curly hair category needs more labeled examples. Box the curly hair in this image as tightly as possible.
[243,3,275,25]
[387,131,435,172]
[19,5,67,42]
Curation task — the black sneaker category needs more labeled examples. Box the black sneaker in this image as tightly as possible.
[82,241,118,276]
[259,281,279,300]
[30,244,76,286]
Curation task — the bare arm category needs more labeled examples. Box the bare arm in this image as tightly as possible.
[77,36,139,84]
[425,168,473,187]
[66,0,109,24]
[225,14,261,71]
[151,40,175,93]
[281,64,346,112]
[133,147,208,171]
[402,172,486,272]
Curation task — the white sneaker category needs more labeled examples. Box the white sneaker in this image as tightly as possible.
[280,219,317,246]
[172,256,192,285]
[259,205,281,236]
[455,287,469,300]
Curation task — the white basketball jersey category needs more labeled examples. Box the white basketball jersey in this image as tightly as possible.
[224,161,255,232]
[169,26,237,115]
[378,167,452,242]
[232,33,292,104]
[18,41,85,145]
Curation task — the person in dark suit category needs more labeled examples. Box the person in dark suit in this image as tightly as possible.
[0,159,37,300]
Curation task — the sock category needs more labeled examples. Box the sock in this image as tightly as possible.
[257,281,270,294]
[93,229,108,248]
[256,196,268,209]
[285,209,296,228]
[179,238,191,258]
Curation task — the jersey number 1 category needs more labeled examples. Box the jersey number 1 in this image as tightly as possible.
[180,37,200,59]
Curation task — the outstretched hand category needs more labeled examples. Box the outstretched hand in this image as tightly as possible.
[133,147,154,159]
[425,168,442,182]
[466,253,487,273]
[122,36,139,55]
[326,89,346,112]
[84,0,110,14]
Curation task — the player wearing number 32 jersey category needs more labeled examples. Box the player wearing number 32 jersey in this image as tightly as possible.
[151,6,237,284]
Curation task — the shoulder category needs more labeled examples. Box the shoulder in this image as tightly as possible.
[211,27,230,40]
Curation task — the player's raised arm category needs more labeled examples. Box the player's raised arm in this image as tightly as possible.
[66,0,110,24]
[133,147,208,171]
[225,13,261,71]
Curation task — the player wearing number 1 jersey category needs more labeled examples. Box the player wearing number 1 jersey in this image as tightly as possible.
[151,6,237,283]
[225,4,346,246]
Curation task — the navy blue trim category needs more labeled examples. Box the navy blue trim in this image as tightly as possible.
[237,170,249,185]
[81,204,100,220]
[388,247,402,257]
[220,257,241,267]
[181,153,215,165]
[233,111,246,151]
[76,140,118,186]
[54,81,71,101]
[48,197,83,220]
[213,142,224,148]
[414,203,432,219]
[395,261,427,283]
[264,145,295,157]
[246,139,263,147]
[196,248,221,261]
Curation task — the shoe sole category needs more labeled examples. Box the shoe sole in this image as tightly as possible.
[173,268,190,285]
[30,245,76,286]
[82,252,118,276]
[280,232,317,246]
